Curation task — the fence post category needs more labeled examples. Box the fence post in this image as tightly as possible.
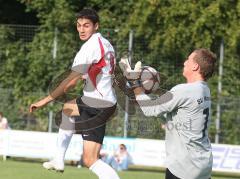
[48,27,58,133]
[123,30,133,138]
[215,39,224,143]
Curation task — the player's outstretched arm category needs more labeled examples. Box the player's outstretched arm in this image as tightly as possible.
[63,75,82,93]
[29,96,54,113]
[29,71,82,113]
[49,70,82,98]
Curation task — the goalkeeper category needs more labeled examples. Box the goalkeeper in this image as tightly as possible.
[120,49,216,179]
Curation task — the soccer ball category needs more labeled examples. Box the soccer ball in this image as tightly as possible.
[140,66,160,94]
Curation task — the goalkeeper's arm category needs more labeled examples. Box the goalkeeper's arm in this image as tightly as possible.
[133,87,174,117]
[118,58,173,117]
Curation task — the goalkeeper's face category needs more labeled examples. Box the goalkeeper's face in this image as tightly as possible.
[76,18,99,41]
[183,52,199,79]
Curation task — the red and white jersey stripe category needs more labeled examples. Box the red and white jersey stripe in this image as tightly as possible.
[72,33,116,107]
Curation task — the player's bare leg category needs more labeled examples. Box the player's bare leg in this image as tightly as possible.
[43,99,79,172]
[62,99,80,116]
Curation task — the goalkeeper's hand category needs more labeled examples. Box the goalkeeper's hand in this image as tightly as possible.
[119,57,142,80]
[118,57,143,90]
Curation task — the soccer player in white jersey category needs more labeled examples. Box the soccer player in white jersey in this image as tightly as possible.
[121,49,216,179]
[29,8,120,179]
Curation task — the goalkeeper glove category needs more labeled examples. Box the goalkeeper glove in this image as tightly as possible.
[119,57,142,90]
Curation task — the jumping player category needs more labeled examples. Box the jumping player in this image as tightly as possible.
[29,8,119,179]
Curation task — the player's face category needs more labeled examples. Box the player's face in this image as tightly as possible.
[76,18,98,41]
[183,52,199,78]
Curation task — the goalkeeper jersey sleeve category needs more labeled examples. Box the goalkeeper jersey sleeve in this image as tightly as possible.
[136,81,213,179]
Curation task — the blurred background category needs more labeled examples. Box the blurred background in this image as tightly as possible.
[0,1,240,178]
[0,0,240,179]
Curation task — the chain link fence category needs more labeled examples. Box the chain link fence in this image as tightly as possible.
[0,24,239,144]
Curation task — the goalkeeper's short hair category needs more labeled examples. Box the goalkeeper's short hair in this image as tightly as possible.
[193,48,217,81]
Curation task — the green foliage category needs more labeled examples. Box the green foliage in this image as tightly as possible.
[109,0,240,143]
[0,0,239,143]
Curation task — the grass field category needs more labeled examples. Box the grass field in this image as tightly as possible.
[0,160,239,179]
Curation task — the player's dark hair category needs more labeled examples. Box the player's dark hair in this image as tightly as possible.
[76,8,99,24]
[193,48,217,81]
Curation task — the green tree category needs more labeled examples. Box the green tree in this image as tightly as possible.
[0,0,239,143]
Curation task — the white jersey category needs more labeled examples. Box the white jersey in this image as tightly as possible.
[136,81,212,179]
[72,33,116,107]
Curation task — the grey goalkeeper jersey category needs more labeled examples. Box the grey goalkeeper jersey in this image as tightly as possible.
[136,81,213,179]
